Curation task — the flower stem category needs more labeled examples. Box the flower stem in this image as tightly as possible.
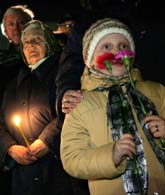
[128,72,147,116]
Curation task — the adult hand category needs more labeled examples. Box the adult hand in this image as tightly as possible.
[113,134,136,166]
[144,114,165,139]
[62,90,83,114]
[8,145,37,165]
[29,139,49,158]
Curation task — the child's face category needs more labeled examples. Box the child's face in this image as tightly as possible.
[92,33,131,77]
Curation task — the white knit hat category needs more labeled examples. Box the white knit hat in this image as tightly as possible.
[83,18,135,68]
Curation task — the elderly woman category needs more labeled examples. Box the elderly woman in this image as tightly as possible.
[0,20,73,195]
[60,18,165,195]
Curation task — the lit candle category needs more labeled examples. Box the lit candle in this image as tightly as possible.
[13,115,30,148]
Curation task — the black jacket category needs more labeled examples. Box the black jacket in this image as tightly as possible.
[0,53,74,195]
[0,26,26,106]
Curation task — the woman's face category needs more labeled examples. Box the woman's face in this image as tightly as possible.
[22,30,47,65]
[92,33,131,77]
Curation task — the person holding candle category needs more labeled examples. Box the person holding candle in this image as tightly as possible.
[60,18,165,195]
[0,20,74,195]
[0,5,35,194]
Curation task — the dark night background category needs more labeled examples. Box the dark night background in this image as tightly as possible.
[1,0,164,23]
[0,0,82,22]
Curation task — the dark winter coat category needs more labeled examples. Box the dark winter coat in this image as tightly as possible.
[0,26,25,106]
[0,53,73,195]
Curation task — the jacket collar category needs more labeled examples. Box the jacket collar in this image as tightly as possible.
[81,67,143,91]
[17,53,60,86]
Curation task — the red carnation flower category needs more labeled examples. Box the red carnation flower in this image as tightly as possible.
[96,52,114,72]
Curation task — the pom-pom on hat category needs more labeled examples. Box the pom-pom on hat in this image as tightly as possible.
[83,18,135,68]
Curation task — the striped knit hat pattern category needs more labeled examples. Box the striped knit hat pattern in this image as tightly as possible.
[83,18,135,68]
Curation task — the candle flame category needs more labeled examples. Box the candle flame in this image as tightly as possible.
[13,115,21,127]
